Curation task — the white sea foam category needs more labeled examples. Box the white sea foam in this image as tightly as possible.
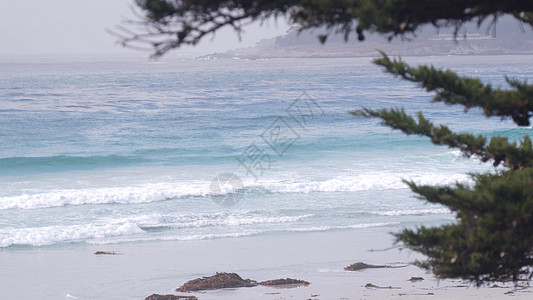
[87,231,261,245]
[285,222,400,232]
[0,212,313,247]
[371,208,451,216]
[261,171,472,194]
[123,212,313,229]
[0,171,474,210]
[0,182,207,210]
[88,222,401,245]
[0,221,144,247]
[0,212,400,247]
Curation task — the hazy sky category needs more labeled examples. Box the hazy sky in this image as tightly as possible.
[0,0,290,57]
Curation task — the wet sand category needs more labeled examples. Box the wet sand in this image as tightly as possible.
[0,227,531,299]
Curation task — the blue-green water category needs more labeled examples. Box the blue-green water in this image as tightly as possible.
[0,55,531,248]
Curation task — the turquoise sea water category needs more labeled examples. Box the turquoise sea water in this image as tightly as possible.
[0,55,531,248]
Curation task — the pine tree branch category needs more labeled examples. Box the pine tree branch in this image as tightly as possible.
[394,168,533,285]
[374,52,533,126]
[351,108,533,169]
[117,0,533,56]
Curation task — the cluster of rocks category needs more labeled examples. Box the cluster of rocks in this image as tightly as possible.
[176,273,257,292]
[146,261,415,299]
[145,272,309,299]
[177,272,310,292]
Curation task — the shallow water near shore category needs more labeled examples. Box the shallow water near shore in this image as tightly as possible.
[1,55,532,298]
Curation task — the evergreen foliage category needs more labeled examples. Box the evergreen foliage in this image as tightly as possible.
[372,53,533,126]
[399,169,533,284]
[123,0,533,285]
[352,55,533,283]
[118,0,533,57]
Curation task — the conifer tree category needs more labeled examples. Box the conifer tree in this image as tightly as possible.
[120,0,533,284]
[352,54,533,284]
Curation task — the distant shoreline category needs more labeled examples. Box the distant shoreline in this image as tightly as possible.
[196,52,533,60]
[198,16,533,61]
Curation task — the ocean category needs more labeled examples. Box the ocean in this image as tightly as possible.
[0,54,531,250]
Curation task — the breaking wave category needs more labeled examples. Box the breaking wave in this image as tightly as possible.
[0,171,472,210]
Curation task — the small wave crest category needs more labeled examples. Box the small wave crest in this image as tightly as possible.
[134,212,312,230]
[0,182,207,210]
[261,172,472,194]
[0,212,312,247]
[0,221,144,248]
[88,222,401,246]
[0,209,442,247]
[370,208,451,216]
[0,171,473,210]
[285,222,400,232]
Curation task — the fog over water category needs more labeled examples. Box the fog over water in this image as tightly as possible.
[0,0,290,58]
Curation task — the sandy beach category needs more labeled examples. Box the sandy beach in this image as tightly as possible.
[1,227,531,299]
[2,0,533,297]
[3,55,531,299]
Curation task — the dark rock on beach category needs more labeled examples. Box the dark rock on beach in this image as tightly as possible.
[408,277,424,282]
[344,262,386,271]
[145,294,197,300]
[365,283,401,289]
[345,262,408,271]
[176,272,257,292]
[94,251,118,255]
[259,278,310,286]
